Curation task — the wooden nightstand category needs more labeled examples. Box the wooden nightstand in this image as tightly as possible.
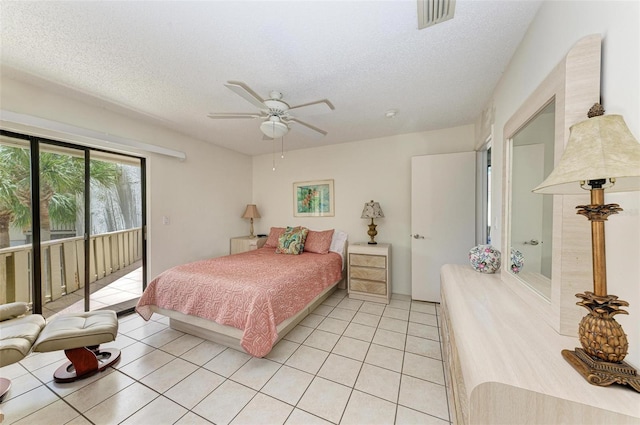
[348,243,391,304]
[230,236,267,255]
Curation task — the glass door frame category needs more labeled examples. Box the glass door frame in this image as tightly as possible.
[0,129,147,315]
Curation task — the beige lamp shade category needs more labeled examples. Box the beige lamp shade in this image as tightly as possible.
[533,115,640,194]
[242,204,261,219]
[361,200,384,219]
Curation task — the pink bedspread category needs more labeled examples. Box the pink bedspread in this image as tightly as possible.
[136,248,342,357]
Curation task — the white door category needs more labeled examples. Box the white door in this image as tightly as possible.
[511,144,545,274]
[411,152,476,302]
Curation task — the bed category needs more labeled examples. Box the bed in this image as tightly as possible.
[136,229,347,357]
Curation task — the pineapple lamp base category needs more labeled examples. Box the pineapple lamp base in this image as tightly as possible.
[562,348,640,392]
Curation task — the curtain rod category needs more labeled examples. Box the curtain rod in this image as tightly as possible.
[0,109,187,160]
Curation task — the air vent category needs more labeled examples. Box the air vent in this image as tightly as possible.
[417,0,456,30]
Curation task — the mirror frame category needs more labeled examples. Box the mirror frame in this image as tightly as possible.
[501,34,601,335]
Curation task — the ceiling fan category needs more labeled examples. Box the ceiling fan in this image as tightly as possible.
[208,81,334,139]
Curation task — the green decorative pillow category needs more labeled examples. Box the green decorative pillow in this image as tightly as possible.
[276,226,309,255]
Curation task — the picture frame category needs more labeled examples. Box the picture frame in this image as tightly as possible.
[293,179,335,217]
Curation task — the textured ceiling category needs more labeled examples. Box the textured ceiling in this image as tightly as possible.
[0,1,542,156]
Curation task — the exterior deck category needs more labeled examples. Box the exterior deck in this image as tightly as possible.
[0,228,143,317]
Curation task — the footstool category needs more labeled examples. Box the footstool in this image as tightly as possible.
[32,310,121,383]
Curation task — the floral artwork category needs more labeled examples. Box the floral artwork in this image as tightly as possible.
[469,244,501,274]
[293,180,334,217]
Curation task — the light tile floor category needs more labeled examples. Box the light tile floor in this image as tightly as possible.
[0,290,450,425]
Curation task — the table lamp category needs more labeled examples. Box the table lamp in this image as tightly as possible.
[361,200,384,244]
[533,104,640,392]
[242,204,260,238]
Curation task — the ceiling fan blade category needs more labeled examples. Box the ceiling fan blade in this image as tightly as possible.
[262,134,274,141]
[207,112,263,119]
[288,99,335,116]
[289,118,328,138]
[224,81,266,110]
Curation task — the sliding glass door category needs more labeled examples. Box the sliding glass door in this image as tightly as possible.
[0,130,146,317]
[38,142,88,316]
[87,150,144,313]
[0,133,33,309]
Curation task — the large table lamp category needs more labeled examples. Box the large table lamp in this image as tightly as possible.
[533,104,640,392]
[361,200,384,244]
[242,204,261,238]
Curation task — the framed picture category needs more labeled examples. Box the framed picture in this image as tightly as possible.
[293,179,335,217]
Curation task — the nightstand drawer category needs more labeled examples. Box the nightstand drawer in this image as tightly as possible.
[350,254,386,268]
[347,243,391,304]
[230,236,267,255]
[350,266,386,282]
[350,279,387,295]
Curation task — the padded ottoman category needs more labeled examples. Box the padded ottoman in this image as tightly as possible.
[32,310,120,383]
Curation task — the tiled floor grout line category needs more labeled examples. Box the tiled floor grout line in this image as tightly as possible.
[63,390,97,425]
[5,368,93,424]
[332,301,368,425]
[275,297,448,422]
[4,292,452,424]
[11,345,440,423]
[434,305,454,425]
[120,315,323,424]
[284,298,350,425]
[279,296,448,424]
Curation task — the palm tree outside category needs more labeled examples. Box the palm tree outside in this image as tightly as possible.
[0,165,25,248]
[0,144,118,248]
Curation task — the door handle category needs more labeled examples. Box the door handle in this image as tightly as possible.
[410,234,425,239]
[524,239,540,245]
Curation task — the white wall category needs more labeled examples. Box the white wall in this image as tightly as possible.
[252,125,475,296]
[488,1,639,367]
[1,77,253,279]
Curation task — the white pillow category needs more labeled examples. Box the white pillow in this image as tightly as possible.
[329,230,348,268]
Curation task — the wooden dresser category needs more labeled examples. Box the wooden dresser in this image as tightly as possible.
[440,264,640,424]
[347,243,390,304]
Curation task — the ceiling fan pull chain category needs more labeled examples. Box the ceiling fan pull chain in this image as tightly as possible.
[281,133,285,159]
[272,136,277,171]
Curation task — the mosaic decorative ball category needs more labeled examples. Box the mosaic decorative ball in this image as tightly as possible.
[510,248,524,274]
[469,245,501,274]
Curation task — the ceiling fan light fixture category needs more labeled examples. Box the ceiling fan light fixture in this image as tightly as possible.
[260,119,289,139]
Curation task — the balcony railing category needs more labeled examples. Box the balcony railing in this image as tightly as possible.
[0,227,142,306]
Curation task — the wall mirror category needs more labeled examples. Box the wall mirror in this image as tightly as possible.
[509,101,555,300]
[502,34,601,335]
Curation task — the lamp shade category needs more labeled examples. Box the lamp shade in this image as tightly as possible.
[361,200,384,219]
[242,204,261,219]
[533,115,640,194]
